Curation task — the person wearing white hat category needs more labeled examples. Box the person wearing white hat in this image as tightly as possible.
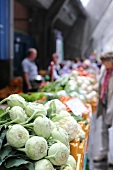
[94,52,113,164]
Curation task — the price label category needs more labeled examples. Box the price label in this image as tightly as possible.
[66,98,88,116]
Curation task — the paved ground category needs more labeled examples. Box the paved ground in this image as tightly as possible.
[93,162,113,170]
[88,114,105,170]
[88,114,113,170]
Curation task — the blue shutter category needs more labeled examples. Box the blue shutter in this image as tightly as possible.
[0,0,10,60]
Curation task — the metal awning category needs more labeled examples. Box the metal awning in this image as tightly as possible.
[57,0,77,26]
[17,0,86,26]
[36,0,54,9]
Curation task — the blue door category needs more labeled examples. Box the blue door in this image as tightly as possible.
[0,0,11,60]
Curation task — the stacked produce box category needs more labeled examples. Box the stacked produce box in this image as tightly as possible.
[0,69,98,170]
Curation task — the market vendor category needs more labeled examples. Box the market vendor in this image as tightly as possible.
[94,52,113,164]
[21,48,38,93]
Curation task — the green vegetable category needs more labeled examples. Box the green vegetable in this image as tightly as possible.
[46,141,69,166]
[65,80,78,93]
[78,94,86,103]
[19,136,48,160]
[45,99,66,115]
[69,92,79,98]
[24,115,55,139]
[5,158,29,169]
[0,94,26,108]
[56,90,68,97]
[33,115,52,139]
[52,114,84,141]
[6,124,29,148]
[41,75,70,93]
[49,120,56,130]
[9,106,27,123]
[25,102,47,117]
[0,127,8,149]
[0,106,29,127]
[35,159,54,170]
[66,155,76,170]
[60,75,70,86]
[0,127,35,170]
[20,92,47,102]
[60,164,74,170]
[85,120,89,125]
[51,127,69,147]
[71,114,84,122]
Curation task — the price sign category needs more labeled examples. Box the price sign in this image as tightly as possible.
[66,98,88,116]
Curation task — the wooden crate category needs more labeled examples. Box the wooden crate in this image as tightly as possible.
[78,139,86,155]
[76,154,84,170]
[70,139,80,161]
[84,124,90,138]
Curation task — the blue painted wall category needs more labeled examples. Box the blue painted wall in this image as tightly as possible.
[14,32,35,76]
[0,0,10,60]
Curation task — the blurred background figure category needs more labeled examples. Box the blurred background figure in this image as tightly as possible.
[83,59,99,75]
[49,53,61,81]
[83,59,91,69]
[76,57,83,68]
[89,51,101,69]
[72,59,78,69]
[21,48,39,93]
[60,60,72,76]
[94,52,113,165]
[72,57,83,69]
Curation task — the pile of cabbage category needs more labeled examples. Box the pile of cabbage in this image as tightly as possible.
[65,71,97,102]
[41,71,98,103]
[0,94,85,170]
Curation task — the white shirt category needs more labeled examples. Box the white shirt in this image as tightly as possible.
[48,64,60,80]
[22,58,38,81]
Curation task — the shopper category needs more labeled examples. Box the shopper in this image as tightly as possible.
[60,60,71,76]
[94,52,113,163]
[75,57,83,68]
[21,48,38,93]
[72,59,78,69]
[83,59,99,75]
[49,53,61,81]
[89,52,101,69]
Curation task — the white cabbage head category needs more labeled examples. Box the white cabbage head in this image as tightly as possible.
[25,102,47,117]
[45,99,66,113]
[35,159,55,170]
[6,124,29,148]
[34,115,52,139]
[9,106,27,123]
[46,141,69,166]
[25,136,48,160]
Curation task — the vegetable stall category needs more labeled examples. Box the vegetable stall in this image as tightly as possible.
[0,68,98,170]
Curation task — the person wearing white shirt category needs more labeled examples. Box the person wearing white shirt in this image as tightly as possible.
[48,53,61,81]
